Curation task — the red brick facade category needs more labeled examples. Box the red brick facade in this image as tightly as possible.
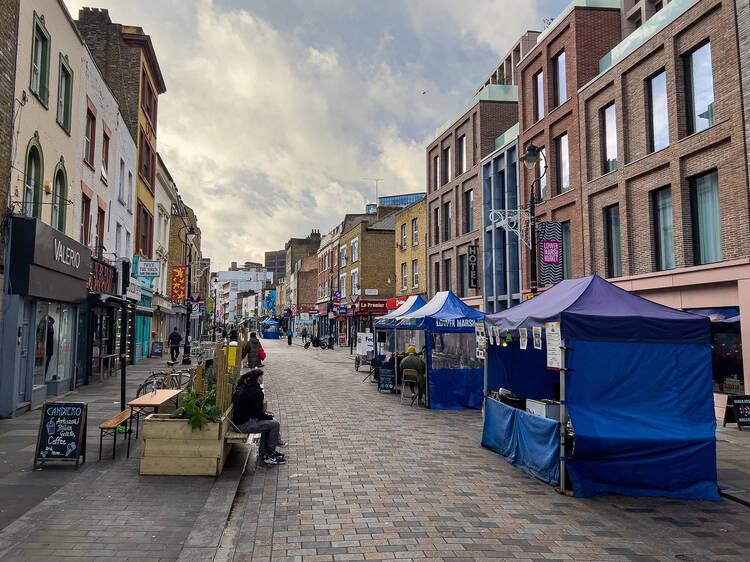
[518,6,622,291]
[579,0,750,278]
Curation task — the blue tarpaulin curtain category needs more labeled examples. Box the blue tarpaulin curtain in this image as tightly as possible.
[482,397,559,485]
[486,337,556,400]
[428,368,484,410]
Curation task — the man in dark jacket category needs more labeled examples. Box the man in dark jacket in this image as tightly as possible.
[168,328,183,361]
[232,369,285,465]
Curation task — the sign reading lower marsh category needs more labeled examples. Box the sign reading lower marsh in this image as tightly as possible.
[34,401,87,469]
[435,318,475,328]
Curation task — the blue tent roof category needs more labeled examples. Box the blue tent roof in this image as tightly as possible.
[374,295,427,328]
[485,275,709,344]
[261,318,279,326]
[395,291,484,332]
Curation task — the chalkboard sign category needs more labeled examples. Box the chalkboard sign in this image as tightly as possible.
[378,368,396,392]
[34,402,87,469]
[151,340,164,357]
[724,395,750,430]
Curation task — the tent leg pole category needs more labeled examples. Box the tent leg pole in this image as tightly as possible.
[559,340,567,493]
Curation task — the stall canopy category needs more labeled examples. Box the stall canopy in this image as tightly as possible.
[260,318,280,339]
[374,295,426,328]
[396,291,485,409]
[484,275,719,500]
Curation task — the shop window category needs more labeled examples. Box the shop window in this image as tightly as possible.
[34,302,74,385]
[685,41,715,135]
[708,320,743,394]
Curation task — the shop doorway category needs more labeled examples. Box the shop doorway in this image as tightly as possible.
[17,300,33,404]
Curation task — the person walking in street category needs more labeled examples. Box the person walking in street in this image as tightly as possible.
[286,328,293,346]
[168,327,183,361]
[232,369,286,465]
[399,345,426,404]
[242,332,264,368]
[229,325,238,341]
[301,327,308,343]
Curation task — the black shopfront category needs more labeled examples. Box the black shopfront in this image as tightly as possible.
[0,217,90,417]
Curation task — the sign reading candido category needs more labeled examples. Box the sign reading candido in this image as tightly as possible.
[171,266,187,300]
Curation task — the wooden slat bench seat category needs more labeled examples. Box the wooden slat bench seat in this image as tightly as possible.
[99,409,139,460]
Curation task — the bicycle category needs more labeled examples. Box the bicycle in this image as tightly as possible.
[135,369,193,397]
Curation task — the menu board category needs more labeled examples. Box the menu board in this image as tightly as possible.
[378,368,396,392]
[151,341,164,357]
[34,402,87,469]
[724,395,750,430]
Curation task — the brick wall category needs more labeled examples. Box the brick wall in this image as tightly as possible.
[579,0,750,278]
[394,199,427,296]
[737,0,750,196]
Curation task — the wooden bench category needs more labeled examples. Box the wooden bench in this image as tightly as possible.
[99,410,132,460]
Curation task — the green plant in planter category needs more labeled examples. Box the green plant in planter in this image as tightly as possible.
[202,365,217,390]
[171,387,222,430]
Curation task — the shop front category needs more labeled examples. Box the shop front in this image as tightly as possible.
[135,286,153,362]
[0,217,90,417]
[355,299,388,333]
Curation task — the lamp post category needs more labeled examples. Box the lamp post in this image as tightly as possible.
[212,279,218,342]
[178,225,197,364]
[519,142,548,295]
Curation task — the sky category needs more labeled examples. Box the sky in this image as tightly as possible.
[63,0,567,270]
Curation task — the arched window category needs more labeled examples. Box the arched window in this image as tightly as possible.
[51,163,67,231]
[24,143,43,218]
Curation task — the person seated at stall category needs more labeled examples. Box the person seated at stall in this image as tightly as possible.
[399,346,426,402]
[232,369,287,465]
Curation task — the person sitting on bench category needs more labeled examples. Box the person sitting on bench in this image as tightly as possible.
[232,369,286,465]
[399,346,426,402]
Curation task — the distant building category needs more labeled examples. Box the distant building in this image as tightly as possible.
[377,192,426,208]
[264,249,286,283]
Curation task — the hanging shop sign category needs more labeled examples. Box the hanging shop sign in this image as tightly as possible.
[171,266,187,301]
[88,258,117,295]
[126,276,142,301]
[357,299,387,315]
[137,260,161,277]
[468,245,478,289]
[387,296,409,310]
[538,222,563,286]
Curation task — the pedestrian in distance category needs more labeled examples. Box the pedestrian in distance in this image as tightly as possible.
[287,328,293,346]
[229,325,238,341]
[168,327,183,361]
[242,331,264,368]
[301,327,308,343]
[399,345,426,404]
[232,369,287,465]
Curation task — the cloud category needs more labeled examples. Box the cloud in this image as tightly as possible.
[63,0,564,270]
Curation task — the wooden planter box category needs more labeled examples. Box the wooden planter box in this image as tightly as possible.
[139,410,232,476]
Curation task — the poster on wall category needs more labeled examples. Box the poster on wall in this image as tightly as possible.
[538,222,563,286]
[519,328,528,350]
[545,322,561,369]
[533,326,542,350]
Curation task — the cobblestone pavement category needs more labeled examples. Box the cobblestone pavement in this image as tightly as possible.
[219,339,750,562]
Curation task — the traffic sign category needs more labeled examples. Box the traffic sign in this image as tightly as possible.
[191,292,200,302]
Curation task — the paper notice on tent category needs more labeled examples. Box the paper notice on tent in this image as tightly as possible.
[545,322,561,369]
[519,328,528,350]
[474,321,486,359]
[533,327,542,350]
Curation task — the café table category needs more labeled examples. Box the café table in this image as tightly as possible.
[126,389,182,458]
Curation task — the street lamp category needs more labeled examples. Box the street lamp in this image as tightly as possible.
[520,142,547,295]
[178,225,197,364]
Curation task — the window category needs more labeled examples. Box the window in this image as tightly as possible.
[655,1,663,11]
[652,187,675,270]
[351,238,359,262]
[690,170,722,264]
[401,262,407,290]
[635,18,642,29]
[562,221,572,279]
[647,70,669,152]
[601,103,618,173]
[84,110,96,165]
[412,259,419,287]
[24,145,42,218]
[464,190,474,233]
[125,231,131,256]
[534,70,544,122]
[538,147,547,200]
[444,258,452,291]
[136,202,154,258]
[604,204,621,277]
[685,42,715,135]
[101,129,110,180]
[118,159,126,203]
[97,207,106,249]
[444,146,451,184]
[81,194,91,245]
[401,224,407,249]
[433,207,440,245]
[340,245,347,266]
[56,55,73,132]
[553,50,567,107]
[127,171,134,212]
[412,218,418,245]
[443,201,451,241]
[459,254,468,298]
[458,135,467,175]
[30,13,50,104]
[51,167,66,232]
[434,262,440,292]
[141,70,158,126]
[555,133,570,194]
[139,130,155,188]
[115,222,122,257]
[351,269,359,294]
[339,274,346,298]
[433,155,440,190]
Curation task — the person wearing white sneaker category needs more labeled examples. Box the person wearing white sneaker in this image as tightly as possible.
[232,369,286,464]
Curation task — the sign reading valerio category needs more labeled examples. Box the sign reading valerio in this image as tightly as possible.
[171,266,187,301]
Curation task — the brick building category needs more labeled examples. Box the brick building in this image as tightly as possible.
[393,198,427,301]
[315,222,343,338]
[426,85,519,310]
[517,0,621,291]
[474,31,541,93]
[264,249,285,283]
[578,0,750,410]
[283,229,321,320]
[76,8,166,260]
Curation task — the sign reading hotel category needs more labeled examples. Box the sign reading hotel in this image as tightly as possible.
[468,245,478,289]
[170,266,187,301]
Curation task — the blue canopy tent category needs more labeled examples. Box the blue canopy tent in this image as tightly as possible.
[373,296,427,389]
[395,291,485,409]
[483,275,719,500]
[260,318,280,339]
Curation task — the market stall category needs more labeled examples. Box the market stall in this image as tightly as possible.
[482,275,719,500]
[260,318,280,339]
[373,295,427,390]
[395,291,484,410]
